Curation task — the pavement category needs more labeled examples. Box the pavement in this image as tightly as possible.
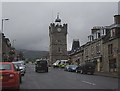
[94,71,118,78]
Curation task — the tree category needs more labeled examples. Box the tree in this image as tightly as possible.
[18,51,25,60]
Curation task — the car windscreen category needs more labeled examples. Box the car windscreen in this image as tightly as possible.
[55,60,60,64]
[0,64,12,70]
[36,61,47,66]
[13,63,23,67]
[69,65,78,68]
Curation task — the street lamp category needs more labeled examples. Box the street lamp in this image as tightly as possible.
[1,18,9,33]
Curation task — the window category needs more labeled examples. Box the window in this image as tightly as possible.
[85,48,88,57]
[98,33,101,38]
[111,29,116,37]
[92,36,94,41]
[0,64,11,70]
[96,43,100,54]
[58,47,62,53]
[108,44,113,55]
[58,40,61,43]
[91,46,94,55]
[56,40,61,43]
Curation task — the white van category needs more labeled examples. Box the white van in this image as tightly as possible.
[53,60,68,68]
[59,60,68,68]
[53,60,61,68]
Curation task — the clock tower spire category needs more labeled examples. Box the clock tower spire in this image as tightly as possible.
[55,12,61,22]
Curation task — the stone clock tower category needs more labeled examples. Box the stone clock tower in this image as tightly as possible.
[49,14,68,64]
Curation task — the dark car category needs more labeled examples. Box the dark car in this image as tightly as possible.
[35,59,48,73]
[76,62,95,75]
[64,65,78,72]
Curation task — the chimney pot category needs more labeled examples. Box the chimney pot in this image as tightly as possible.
[114,15,120,24]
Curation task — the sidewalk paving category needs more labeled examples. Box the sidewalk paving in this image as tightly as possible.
[94,71,118,78]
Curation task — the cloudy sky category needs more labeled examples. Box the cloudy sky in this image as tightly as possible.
[1,2,118,51]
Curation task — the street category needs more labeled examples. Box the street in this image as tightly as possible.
[20,63,118,89]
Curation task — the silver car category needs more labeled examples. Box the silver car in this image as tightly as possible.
[12,61,26,76]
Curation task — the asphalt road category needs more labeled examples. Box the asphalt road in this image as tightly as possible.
[20,63,118,89]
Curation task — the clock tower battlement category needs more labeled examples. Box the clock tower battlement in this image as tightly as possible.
[49,23,67,34]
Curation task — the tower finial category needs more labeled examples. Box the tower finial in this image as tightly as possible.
[57,12,59,19]
[55,12,61,22]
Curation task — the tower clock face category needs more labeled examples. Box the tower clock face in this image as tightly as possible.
[57,28,61,32]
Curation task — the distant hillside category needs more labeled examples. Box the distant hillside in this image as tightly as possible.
[16,49,49,60]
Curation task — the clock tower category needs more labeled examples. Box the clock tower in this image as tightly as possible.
[49,13,68,64]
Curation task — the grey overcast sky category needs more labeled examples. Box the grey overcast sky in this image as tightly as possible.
[2,2,118,51]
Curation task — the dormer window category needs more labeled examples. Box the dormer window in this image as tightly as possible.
[111,28,116,37]
[98,32,101,38]
[102,29,106,36]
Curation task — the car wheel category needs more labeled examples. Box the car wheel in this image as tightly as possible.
[76,70,79,73]
[20,76,22,84]
[46,69,48,72]
[35,70,38,72]
[16,84,20,90]
[90,72,94,75]
[84,72,87,74]
[22,74,25,76]
[68,69,70,72]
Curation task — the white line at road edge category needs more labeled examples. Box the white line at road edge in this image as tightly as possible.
[82,81,96,86]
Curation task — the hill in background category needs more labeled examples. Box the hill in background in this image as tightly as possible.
[17,49,49,60]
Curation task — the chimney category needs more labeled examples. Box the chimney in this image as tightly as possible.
[114,15,120,24]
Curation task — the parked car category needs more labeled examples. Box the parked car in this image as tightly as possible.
[0,62,20,89]
[13,64,22,83]
[76,62,95,75]
[18,60,26,68]
[12,61,26,76]
[35,59,48,72]
[64,65,78,72]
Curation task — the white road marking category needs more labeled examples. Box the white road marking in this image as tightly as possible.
[82,81,96,86]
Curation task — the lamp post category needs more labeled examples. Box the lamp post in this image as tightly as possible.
[0,31,2,62]
[2,18,9,33]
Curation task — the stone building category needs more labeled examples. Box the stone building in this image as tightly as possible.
[49,14,68,64]
[2,33,12,61]
[71,39,80,51]
[84,26,108,72]
[1,33,18,62]
[102,15,120,72]
[68,39,82,65]
[68,44,84,65]
[2,34,11,54]
[68,15,120,73]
